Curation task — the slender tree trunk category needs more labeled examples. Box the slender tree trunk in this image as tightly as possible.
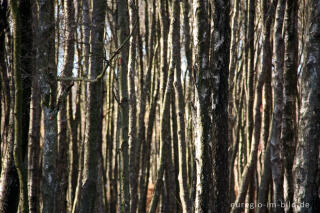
[138,1,157,212]
[0,2,20,212]
[128,1,138,212]
[257,1,282,212]
[246,0,255,161]
[28,1,41,212]
[0,78,19,213]
[38,0,58,212]
[20,0,32,164]
[231,20,270,213]
[194,0,213,212]
[293,1,320,212]
[0,107,19,213]
[78,0,106,211]
[159,0,169,101]
[139,72,159,213]
[117,0,130,210]
[57,1,75,212]
[173,0,191,211]
[28,66,41,213]
[149,0,180,211]
[11,0,29,211]
[211,0,230,212]
[282,1,298,212]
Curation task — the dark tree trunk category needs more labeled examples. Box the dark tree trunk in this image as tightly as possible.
[282,1,298,211]
[211,0,231,212]
[78,0,106,211]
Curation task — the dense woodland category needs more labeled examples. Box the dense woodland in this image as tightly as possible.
[0,0,320,212]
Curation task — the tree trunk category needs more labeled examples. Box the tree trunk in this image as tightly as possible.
[128,1,138,212]
[11,0,29,211]
[28,65,41,213]
[117,0,130,210]
[78,0,106,211]
[194,0,213,212]
[258,1,282,213]
[0,1,19,212]
[38,0,58,212]
[173,0,191,211]
[282,0,298,211]
[293,1,320,212]
[211,0,230,212]
[149,0,180,211]
[20,0,33,165]
[0,93,19,213]
[57,0,75,212]
[28,1,41,212]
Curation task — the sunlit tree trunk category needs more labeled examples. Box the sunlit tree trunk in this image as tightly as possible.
[258,1,284,212]
[171,0,191,211]
[149,1,180,212]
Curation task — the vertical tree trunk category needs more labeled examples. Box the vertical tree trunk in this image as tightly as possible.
[149,0,180,211]
[139,64,159,213]
[20,0,33,165]
[173,0,191,211]
[128,1,138,212]
[0,106,19,213]
[231,6,272,209]
[78,0,106,211]
[117,0,130,210]
[57,0,75,212]
[38,0,58,211]
[137,1,157,212]
[159,0,169,101]
[244,0,256,209]
[258,1,282,212]
[28,66,41,213]
[27,1,41,212]
[293,1,320,212]
[211,0,230,212]
[11,0,29,211]
[246,0,255,160]
[148,52,173,213]
[194,0,213,212]
[267,1,285,213]
[0,1,20,212]
[282,0,298,211]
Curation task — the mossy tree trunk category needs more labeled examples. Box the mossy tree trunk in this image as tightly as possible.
[11,0,29,212]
